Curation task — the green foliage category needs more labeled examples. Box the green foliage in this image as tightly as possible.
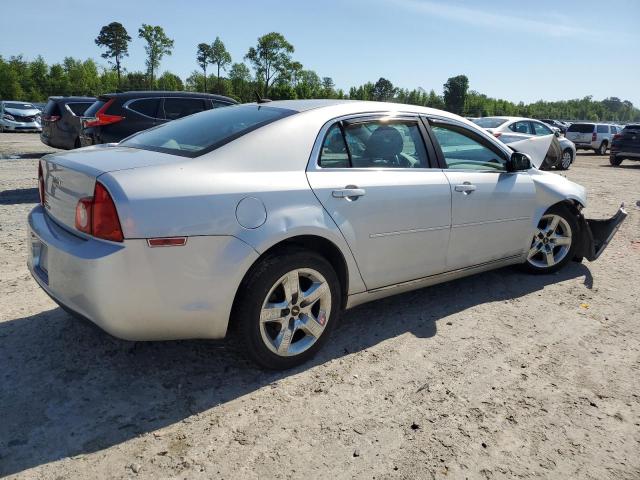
[245,32,294,96]
[95,22,131,85]
[211,37,232,94]
[2,30,639,122]
[443,75,469,115]
[196,43,213,92]
[138,24,174,87]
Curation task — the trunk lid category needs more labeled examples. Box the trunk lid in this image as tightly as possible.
[41,145,183,233]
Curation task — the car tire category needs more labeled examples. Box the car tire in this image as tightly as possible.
[557,149,573,170]
[609,155,623,167]
[521,204,578,275]
[597,142,608,155]
[233,248,341,370]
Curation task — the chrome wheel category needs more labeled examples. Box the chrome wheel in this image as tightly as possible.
[561,150,572,169]
[598,143,607,155]
[259,268,332,357]
[527,214,572,268]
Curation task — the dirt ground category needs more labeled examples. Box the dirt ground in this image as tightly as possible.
[0,132,639,480]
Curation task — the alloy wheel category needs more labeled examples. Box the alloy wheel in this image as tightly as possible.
[561,151,572,169]
[527,214,572,268]
[259,268,332,357]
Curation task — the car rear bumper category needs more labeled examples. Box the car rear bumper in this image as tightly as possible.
[610,151,640,159]
[576,204,627,261]
[27,205,259,340]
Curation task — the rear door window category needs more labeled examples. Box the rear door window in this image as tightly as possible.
[509,121,533,134]
[163,98,208,120]
[128,98,161,118]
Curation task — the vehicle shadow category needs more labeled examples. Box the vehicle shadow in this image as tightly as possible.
[0,262,592,476]
[0,187,39,205]
[600,163,640,169]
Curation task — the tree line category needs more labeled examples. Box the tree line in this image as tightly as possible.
[0,22,638,122]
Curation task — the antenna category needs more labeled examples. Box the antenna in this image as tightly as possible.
[255,91,272,104]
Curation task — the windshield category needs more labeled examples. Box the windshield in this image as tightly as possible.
[472,117,508,128]
[122,104,296,157]
[4,102,36,110]
[567,123,595,133]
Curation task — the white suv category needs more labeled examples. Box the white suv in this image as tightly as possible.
[565,123,615,155]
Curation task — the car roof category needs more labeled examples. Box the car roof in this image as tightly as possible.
[101,91,237,103]
[243,99,471,121]
[48,96,96,102]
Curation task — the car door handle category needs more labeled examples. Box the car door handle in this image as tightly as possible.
[332,187,366,199]
[454,183,477,194]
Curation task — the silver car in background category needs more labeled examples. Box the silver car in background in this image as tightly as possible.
[473,116,576,169]
[0,101,42,132]
[28,100,626,369]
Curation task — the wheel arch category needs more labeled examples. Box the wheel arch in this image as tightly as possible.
[232,234,352,321]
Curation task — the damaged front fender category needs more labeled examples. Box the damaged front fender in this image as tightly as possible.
[575,203,627,262]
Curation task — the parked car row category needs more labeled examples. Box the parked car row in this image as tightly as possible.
[472,116,576,170]
[565,122,622,155]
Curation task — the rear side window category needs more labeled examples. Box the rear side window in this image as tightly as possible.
[212,100,232,109]
[163,98,208,120]
[43,100,62,117]
[567,123,595,133]
[596,125,609,133]
[128,98,160,118]
[66,102,93,116]
[121,104,296,157]
[319,120,429,169]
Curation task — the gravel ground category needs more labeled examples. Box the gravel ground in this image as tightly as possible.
[1,132,639,480]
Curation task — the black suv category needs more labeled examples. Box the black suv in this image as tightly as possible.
[40,96,96,149]
[610,124,640,166]
[80,91,237,146]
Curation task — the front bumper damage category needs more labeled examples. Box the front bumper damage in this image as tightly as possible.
[575,203,627,261]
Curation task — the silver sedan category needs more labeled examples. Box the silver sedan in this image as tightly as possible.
[27,100,626,369]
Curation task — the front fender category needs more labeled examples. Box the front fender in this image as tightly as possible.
[575,204,627,261]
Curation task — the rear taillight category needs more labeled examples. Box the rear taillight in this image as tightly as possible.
[74,182,124,242]
[613,133,622,140]
[84,98,124,128]
[38,162,45,206]
[43,115,60,122]
[592,132,597,142]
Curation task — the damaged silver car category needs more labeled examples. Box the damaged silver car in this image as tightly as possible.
[28,100,626,369]
[0,101,42,132]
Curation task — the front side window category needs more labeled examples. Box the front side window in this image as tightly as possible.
[532,121,553,135]
[163,98,208,120]
[431,124,506,171]
[509,121,533,135]
[319,119,429,168]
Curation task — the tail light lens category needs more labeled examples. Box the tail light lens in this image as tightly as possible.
[84,98,124,128]
[613,133,622,140]
[38,162,45,206]
[74,182,124,242]
[592,132,597,142]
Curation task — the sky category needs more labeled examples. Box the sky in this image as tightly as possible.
[2,0,639,105]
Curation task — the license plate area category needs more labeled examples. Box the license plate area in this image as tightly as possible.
[31,235,49,284]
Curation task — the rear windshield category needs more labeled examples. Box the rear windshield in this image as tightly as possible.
[66,102,94,116]
[4,102,35,110]
[622,125,640,132]
[472,118,508,128]
[121,104,297,157]
[84,100,106,117]
[43,100,61,116]
[567,123,594,133]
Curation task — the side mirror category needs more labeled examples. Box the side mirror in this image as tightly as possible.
[507,152,532,172]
